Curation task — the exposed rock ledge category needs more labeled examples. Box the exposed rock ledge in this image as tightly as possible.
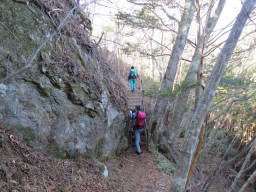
[0,0,128,159]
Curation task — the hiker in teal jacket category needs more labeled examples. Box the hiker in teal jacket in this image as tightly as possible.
[128,66,139,92]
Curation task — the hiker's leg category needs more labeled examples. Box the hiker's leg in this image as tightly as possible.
[131,79,135,91]
[129,80,133,91]
[135,130,141,153]
[133,79,136,90]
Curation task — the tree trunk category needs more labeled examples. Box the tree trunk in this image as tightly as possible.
[170,0,256,191]
[167,0,226,146]
[149,0,195,145]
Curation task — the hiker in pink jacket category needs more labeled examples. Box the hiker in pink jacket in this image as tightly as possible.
[133,105,146,155]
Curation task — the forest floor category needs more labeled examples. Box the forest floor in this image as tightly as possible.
[0,127,172,192]
[0,127,255,192]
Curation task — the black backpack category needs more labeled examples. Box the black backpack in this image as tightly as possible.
[128,70,136,80]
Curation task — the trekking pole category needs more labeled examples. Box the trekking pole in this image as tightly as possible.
[141,79,145,112]
[140,79,149,150]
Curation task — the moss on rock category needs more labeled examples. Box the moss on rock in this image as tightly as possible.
[19,127,36,147]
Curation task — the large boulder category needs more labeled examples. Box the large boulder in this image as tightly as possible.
[0,0,128,158]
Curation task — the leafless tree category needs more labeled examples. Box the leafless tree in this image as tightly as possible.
[149,0,195,146]
[171,0,256,191]
[167,0,226,149]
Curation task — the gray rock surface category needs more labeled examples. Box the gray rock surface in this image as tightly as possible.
[0,0,128,158]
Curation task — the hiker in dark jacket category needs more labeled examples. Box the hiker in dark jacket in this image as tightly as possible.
[133,105,146,155]
[128,66,139,92]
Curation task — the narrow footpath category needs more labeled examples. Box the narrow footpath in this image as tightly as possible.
[105,80,171,192]
[106,147,172,192]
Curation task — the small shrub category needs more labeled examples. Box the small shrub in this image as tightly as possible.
[229,147,239,156]
[57,187,66,192]
[154,151,175,175]
[179,130,185,138]
[77,169,82,175]
[216,129,226,139]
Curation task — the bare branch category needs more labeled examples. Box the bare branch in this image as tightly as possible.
[238,168,256,192]
[229,140,256,192]
[126,0,159,6]
[204,0,226,39]
[96,32,104,47]
[207,21,233,46]
[80,0,98,9]
[161,7,180,23]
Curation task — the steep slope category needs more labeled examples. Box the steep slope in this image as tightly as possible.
[0,0,128,159]
[0,127,122,191]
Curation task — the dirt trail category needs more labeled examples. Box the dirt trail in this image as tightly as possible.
[127,90,143,109]
[106,147,172,192]
[111,81,173,192]
[2,124,254,191]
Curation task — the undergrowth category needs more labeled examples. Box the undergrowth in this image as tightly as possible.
[153,150,175,175]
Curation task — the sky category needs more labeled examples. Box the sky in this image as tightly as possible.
[81,0,248,78]
[85,0,133,40]
[84,0,243,38]
[214,1,242,33]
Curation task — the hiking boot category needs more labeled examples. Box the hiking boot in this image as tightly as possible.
[136,151,141,155]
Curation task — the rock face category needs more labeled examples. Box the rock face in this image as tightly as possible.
[0,0,128,158]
